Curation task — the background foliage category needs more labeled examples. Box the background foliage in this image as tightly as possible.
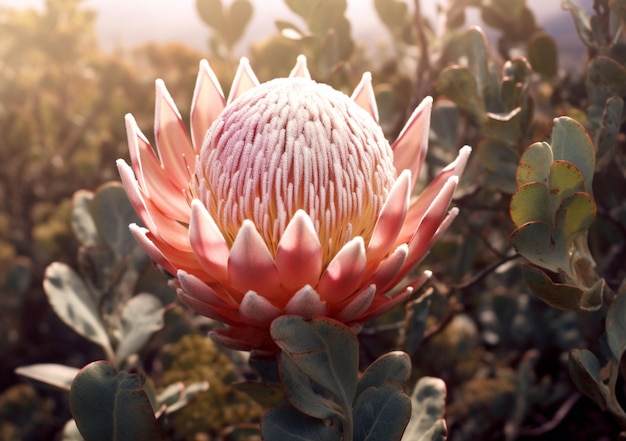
[1,0,625,439]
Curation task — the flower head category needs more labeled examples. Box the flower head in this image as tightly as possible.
[117,55,471,353]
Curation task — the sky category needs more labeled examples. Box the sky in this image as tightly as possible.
[0,0,592,54]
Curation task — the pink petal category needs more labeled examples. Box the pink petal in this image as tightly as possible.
[351,72,379,122]
[190,59,226,151]
[289,54,311,79]
[316,237,367,304]
[119,160,192,251]
[239,291,282,326]
[227,57,260,105]
[276,210,323,291]
[129,224,204,277]
[366,170,410,264]
[154,79,196,189]
[394,178,459,286]
[117,160,158,232]
[228,220,284,303]
[392,96,433,190]
[129,223,175,275]
[177,289,241,325]
[177,270,237,308]
[335,285,376,322]
[397,146,470,244]
[357,272,431,323]
[125,115,191,222]
[284,285,328,318]
[210,327,275,353]
[366,244,409,293]
[189,200,230,284]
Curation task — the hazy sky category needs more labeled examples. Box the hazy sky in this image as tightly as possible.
[0,0,591,53]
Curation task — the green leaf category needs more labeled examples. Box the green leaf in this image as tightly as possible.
[464,26,489,91]
[606,291,626,361]
[596,96,624,164]
[484,108,523,143]
[356,351,411,398]
[401,377,447,441]
[374,0,409,36]
[196,0,223,30]
[279,353,344,420]
[510,182,550,227]
[436,66,485,119]
[403,292,432,355]
[511,221,568,272]
[554,193,596,241]
[521,265,602,311]
[308,0,347,35]
[271,316,359,416]
[568,349,608,410]
[261,406,342,441]
[43,262,114,360]
[517,141,552,186]
[548,161,587,209]
[90,183,141,259]
[70,361,167,441]
[562,0,593,46]
[71,190,99,246]
[115,294,164,366]
[588,56,626,96]
[477,138,519,194]
[223,0,253,48]
[550,117,595,193]
[15,363,79,391]
[527,32,558,78]
[353,383,411,441]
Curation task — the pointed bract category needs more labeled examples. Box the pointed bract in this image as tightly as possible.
[227,57,260,104]
[191,59,226,150]
[351,72,379,122]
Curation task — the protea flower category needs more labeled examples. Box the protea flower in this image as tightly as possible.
[117,55,470,353]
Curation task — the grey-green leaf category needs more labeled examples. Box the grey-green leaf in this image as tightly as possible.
[70,361,167,441]
[261,406,342,441]
[356,351,411,399]
[43,262,114,360]
[353,383,411,441]
[401,377,447,441]
[568,349,608,411]
[271,316,359,415]
[115,293,164,367]
[15,363,79,392]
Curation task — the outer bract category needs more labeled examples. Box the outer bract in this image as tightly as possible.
[117,55,471,353]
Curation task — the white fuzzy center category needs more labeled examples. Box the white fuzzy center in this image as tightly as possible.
[192,78,396,264]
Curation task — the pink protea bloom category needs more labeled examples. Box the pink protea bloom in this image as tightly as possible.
[117,55,471,353]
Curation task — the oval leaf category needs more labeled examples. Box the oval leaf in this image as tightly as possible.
[401,377,447,441]
[90,183,141,259]
[271,316,359,414]
[568,349,608,410]
[548,161,586,209]
[554,192,596,241]
[70,361,167,441]
[550,117,595,192]
[510,182,550,227]
[15,363,79,392]
[606,291,626,362]
[261,406,342,441]
[115,294,164,366]
[44,262,114,359]
[353,383,411,441]
[517,141,552,186]
[279,353,343,420]
[356,351,411,398]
